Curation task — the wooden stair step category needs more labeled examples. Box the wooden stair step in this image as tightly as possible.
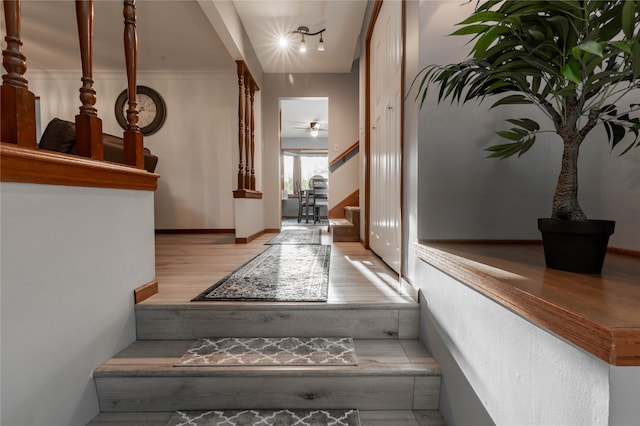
[135,303,419,340]
[94,339,441,412]
[87,410,446,425]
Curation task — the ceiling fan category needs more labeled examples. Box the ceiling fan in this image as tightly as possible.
[293,121,328,137]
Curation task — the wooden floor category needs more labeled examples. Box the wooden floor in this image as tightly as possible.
[147,225,415,306]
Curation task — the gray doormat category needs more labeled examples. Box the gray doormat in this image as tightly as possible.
[174,337,357,366]
[166,409,361,426]
[192,245,330,302]
[266,229,322,245]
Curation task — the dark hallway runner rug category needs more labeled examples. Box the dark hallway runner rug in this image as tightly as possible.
[265,229,322,245]
[166,409,361,426]
[192,245,331,302]
[174,337,357,366]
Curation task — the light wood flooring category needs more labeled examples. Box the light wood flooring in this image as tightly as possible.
[147,226,415,306]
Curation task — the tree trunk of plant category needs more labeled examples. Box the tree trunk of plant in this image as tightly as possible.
[552,140,587,221]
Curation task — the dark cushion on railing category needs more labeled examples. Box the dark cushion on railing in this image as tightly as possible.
[38,117,77,154]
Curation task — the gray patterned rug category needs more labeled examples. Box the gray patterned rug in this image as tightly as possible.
[266,229,322,245]
[166,409,361,426]
[192,245,331,302]
[174,337,357,366]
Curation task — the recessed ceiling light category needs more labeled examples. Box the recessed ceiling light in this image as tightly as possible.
[279,36,288,48]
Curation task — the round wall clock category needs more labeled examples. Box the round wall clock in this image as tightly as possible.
[114,85,167,136]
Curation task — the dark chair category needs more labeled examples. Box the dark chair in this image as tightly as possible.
[310,177,328,224]
[296,180,311,223]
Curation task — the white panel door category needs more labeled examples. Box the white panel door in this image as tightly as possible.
[370,0,402,273]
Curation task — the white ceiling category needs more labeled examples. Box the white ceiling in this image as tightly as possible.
[280,98,328,139]
[232,0,368,73]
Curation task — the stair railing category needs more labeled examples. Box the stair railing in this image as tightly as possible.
[1,0,148,176]
[329,140,360,173]
[233,60,261,197]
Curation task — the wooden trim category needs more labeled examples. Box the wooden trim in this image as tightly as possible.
[424,239,640,257]
[415,241,640,366]
[364,1,383,250]
[1,142,158,191]
[329,141,359,168]
[235,229,266,244]
[232,189,263,199]
[608,246,640,257]
[399,0,406,276]
[134,280,158,304]
[155,229,235,234]
[328,190,359,219]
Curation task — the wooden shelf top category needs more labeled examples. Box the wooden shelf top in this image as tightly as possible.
[414,241,640,366]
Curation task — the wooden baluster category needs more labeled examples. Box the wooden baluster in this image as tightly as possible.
[122,0,143,169]
[249,81,256,190]
[1,0,36,147]
[75,0,103,160]
[244,71,251,190]
[236,61,245,190]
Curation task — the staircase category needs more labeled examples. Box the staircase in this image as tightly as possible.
[330,206,360,242]
[88,236,444,425]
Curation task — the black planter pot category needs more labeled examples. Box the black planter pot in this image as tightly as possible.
[537,218,615,274]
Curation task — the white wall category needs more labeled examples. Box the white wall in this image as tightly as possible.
[1,182,155,426]
[262,72,360,229]
[418,263,611,426]
[398,2,640,425]
[28,70,240,231]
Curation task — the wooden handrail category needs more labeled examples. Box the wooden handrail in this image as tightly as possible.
[329,140,359,169]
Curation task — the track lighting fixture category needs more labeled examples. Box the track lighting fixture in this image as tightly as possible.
[290,26,326,53]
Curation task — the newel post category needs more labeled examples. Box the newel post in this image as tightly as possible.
[75,0,104,160]
[122,0,144,169]
[1,0,37,147]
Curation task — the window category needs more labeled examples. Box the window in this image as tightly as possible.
[282,150,328,195]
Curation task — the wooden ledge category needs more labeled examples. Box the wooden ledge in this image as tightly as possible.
[1,142,158,191]
[233,189,263,199]
[415,241,640,366]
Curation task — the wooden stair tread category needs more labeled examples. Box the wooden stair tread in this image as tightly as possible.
[88,410,446,425]
[94,339,441,377]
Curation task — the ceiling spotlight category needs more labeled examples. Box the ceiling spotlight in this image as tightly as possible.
[318,32,325,52]
[299,35,307,53]
[279,36,288,48]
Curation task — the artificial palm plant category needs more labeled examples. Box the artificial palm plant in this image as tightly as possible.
[417,0,640,223]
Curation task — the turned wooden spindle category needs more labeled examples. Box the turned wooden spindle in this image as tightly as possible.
[122,0,144,169]
[1,0,37,147]
[75,0,103,160]
[244,75,251,190]
[236,61,245,190]
[249,82,256,190]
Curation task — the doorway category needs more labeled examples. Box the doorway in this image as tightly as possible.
[279,97,329,226]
